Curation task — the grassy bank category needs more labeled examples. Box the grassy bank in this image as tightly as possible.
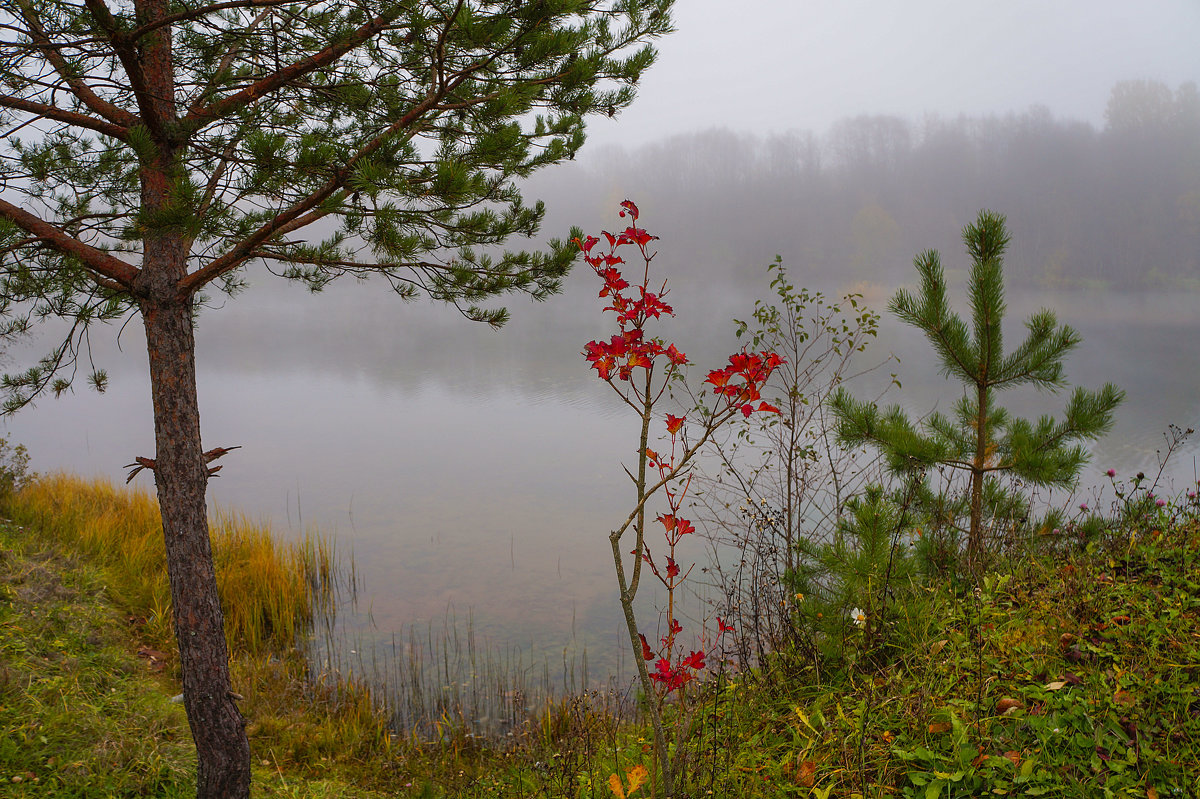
[7,474,333,657]
[0,474,393,797]
[0,516,194,796]
[2,473,1198,797]
[692,521,1200,796]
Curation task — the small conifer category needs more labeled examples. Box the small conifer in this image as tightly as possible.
[830,210,1124,572]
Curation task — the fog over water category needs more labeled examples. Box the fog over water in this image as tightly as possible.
[582,1,1200,148]
[5,102,1200,683]
[2,0,1198,684]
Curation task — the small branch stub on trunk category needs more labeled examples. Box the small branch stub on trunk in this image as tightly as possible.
[126,445,241,483]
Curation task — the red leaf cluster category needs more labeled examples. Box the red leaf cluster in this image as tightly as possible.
[580,202,782,702]
[575,204,688,385]
[583,329,653,381]
[636,612,738,696]
[656,513,695,542]
[705,351,785,417]
[647,647,707,692]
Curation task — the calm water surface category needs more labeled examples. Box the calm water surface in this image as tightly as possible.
[4,272,1198,687]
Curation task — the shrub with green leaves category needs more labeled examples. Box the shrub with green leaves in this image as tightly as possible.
[790,482,920,667]
[0,436,30,503]
[695,258,890,667]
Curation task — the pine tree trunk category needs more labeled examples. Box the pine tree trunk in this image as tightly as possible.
[141,284,251,799]
[969,383,987,573]
[132,5,252,785]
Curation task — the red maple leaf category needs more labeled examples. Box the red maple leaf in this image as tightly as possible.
[627,227,656,246]
[638,633,654,661]
[660,515,691,542]
[649,658,694,692]
[705,369,731,388]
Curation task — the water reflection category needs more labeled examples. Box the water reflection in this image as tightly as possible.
[2,276,1198,695]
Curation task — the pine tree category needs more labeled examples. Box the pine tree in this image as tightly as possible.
[830,210,1124,573]
[0,3,672,796]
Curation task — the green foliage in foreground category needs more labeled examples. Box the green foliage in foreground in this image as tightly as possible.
[0,515,395,798]
[724,517,1200,798]
[832,210,1124,573]
[2,478,1198,797]
[0,520,194,797]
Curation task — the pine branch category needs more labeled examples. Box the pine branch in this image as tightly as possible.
[0,93,129,140]
[191,8,278,114]
[124,0,293,43]
[11,0,137,129]
[0,197,139,288]
[891,251,975,382]
[181,7,406,132]
[80,0,169,141]
[178,91,442,293]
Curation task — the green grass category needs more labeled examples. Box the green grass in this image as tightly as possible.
[0,518,194,797]
[665,521,1200,798]
[2,472,1199,797]
[5,474,335,658]
[0,475,395,798]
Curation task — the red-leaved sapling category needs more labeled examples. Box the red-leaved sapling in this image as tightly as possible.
[577,201,782,797]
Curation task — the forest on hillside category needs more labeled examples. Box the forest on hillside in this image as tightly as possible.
[529,79,1200,293]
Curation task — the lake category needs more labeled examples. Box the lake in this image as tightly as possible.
[3,248,1198,724]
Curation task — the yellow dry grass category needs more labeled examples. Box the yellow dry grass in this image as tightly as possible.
[4,472,333,656]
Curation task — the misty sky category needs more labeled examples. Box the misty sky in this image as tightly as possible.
[584,0,1200,147]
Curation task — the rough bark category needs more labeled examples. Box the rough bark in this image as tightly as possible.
[137,243,250,798]
[127,2,251,790]
[141,290,250,798]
